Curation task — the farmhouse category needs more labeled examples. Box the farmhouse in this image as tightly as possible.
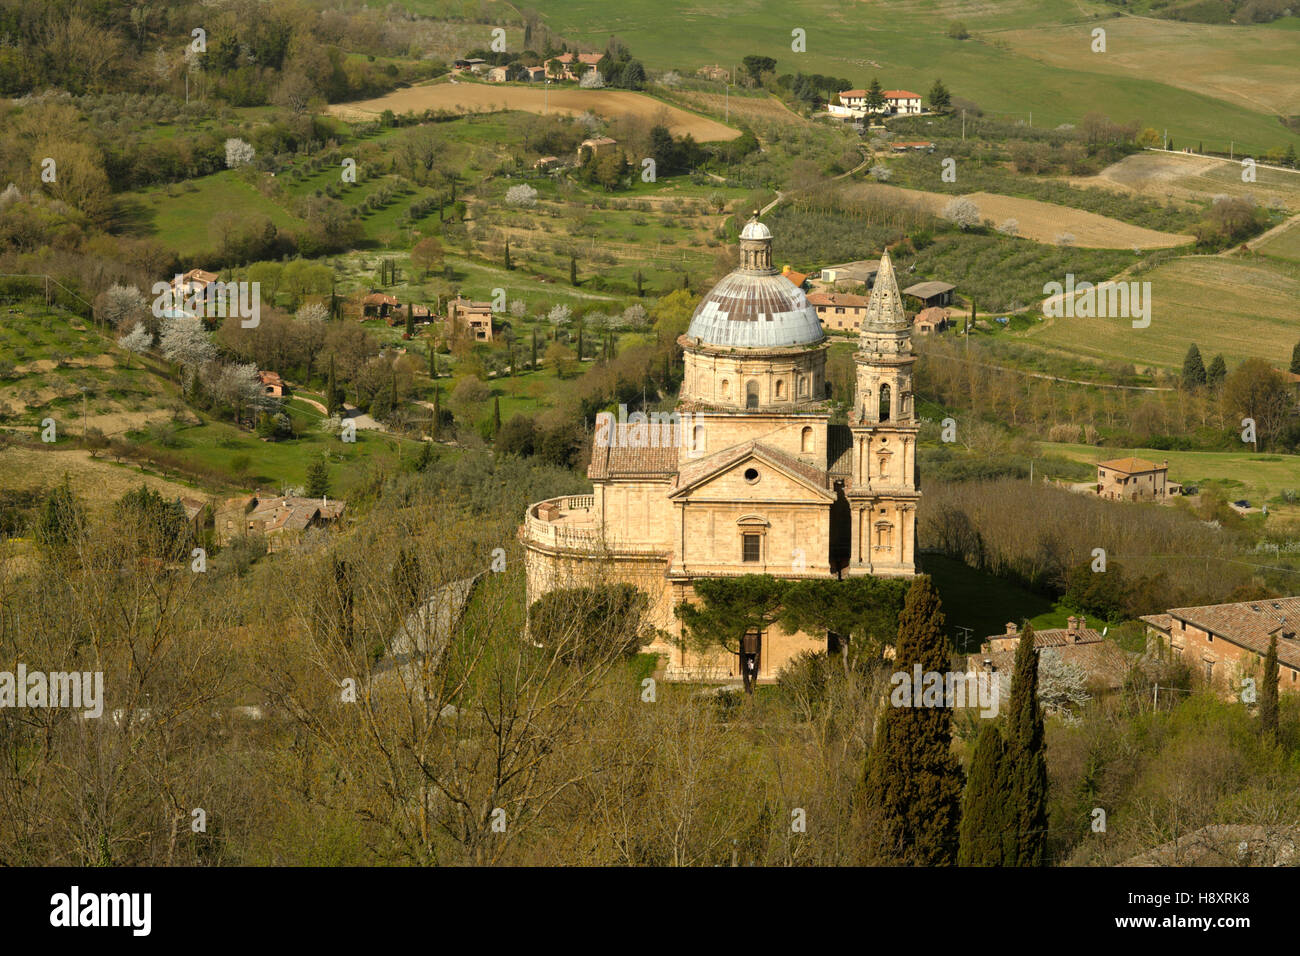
[362,292,399,319]
[883,90,923,114]
[523,65,546,82]
[257,370,285,397]
[487,66,508,83]
[551,52,603,81]
[1144,597,1300,693]
[903,280,955,309]
[1097,457,1169,501]
[447,295,494,341]
[828,89,868,118]
[578,136,618,160]
[171,268,219,299]
[452,57,486,74]
[807,291,869,331]
[214,494,347,551]
[913,306,949,335]
[819,260,878,287]
[891,141,935,152]
[521,218,921,684]
[968,618,1130,692]
[533,155,561,171]
[698,64,731,82]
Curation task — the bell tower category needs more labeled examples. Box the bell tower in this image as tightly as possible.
[845,248,919,578]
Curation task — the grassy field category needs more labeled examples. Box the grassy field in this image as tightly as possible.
[328,81,742,141]
[924,553,1070,653]
[1256,220,1300,264]
[841,181,1192,249]
[0,445,204,514]
[1022,254,1300,369]
[446,0,1300,155]
[1041,441,1300,517]
[1071,152,1300,212]
[119,173,306,257]
[994,15,1300,118]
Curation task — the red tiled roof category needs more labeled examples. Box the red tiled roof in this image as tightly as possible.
[588,424,680,480]
[783,270,809,287]
[1098,457,1163,474]
[1167,597,1300,669]
[839,89,866,98]
[883,90,920,99]
[808,292,868,307]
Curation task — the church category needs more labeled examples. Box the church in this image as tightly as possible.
[520,217,920,682]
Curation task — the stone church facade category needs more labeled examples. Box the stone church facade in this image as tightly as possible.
[520,219,919,682]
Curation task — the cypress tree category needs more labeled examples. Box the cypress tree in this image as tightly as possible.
[1005,624,1049,866]
[1207,354,1227,389]
[431,383,441,439]
[305,455,331,498]
[958,722,1014,866]
[570,255,578,286]
[1290,340,1300,375]
[505,237,513,271]
[531,329,538,370]
[404,302,414,338]
[1181,343,1206,389]
[577,323,584,360]
[492,395,502,435]
[1260,634,1279,745]
[428,347,437,379]
[862,576,964,865]
[636,269,644,297]
[326,356,339,416]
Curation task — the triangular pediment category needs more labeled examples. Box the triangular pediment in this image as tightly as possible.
[669,441,834,501]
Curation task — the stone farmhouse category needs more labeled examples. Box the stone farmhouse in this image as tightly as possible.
[521,219,920,683]
[215,494,346,551]
[967,617,1130,692]
[549,52,603,81]
[1142,597,1300,693]
[447,295,494,341]
[808,292,869,332]
[1097,457,1172,501]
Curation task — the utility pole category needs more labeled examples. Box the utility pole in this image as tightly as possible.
[1163,128,1168,150]
[725,82,729,124]
[1028,111,1032,128]
[961,108,966,141]
[1230,141,1234,161]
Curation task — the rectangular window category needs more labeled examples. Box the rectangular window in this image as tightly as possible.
[742,534,761,563]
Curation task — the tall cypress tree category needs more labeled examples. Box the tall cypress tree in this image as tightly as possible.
[531,329,538,370]
[326,356,339,416]
[492,395,502,435]
[1181,343,1206,389]
[428,346,437,379]
[1260,634,1279,745]
[431,383,441,439]
[862,576,964,865]
[404,302,414,338]
[1290,340,1300,375]
[1207,354,1227,389]
[958,722,1014,866]
[576,322,584,361]
[505,237,513,271]
[569,255,578,286]
[1005,624,1049,866]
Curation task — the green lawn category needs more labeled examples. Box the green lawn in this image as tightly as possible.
[924,553,1070,653]
[476,0,1300,155]
[1040,441,1300,516]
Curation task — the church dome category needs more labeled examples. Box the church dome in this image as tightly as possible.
[685,218,825,349]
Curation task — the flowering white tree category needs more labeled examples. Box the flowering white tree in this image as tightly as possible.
[578,70,605,89]
[509,299,527,319]
[101,284,149,330]
[869,165,892,182]
[996,218,1019,237]
[117,323,153,368]
[159,315,216,379]
[1037,649,1092,719]
[622,303,648,328]
[1056,232,1075,246]
[225,137,255,169]
[296,302,329,323]
[547,304,572,328]
[505,184,538,207]
[942,197,980,230]
[207,362,267,419]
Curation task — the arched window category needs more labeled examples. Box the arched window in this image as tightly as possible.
[800,426,813,453]
[693,424,706,452]
[775,379,785,400]
[721,379,730,399]
[746,380,759,409]
[798,375,807,397]
[879,383,891,422]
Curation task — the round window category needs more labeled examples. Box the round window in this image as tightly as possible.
[744,467,759,483]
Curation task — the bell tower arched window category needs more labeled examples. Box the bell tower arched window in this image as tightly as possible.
[879,383,891,422]
[801,426,813,453]
[746,380,759,409]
